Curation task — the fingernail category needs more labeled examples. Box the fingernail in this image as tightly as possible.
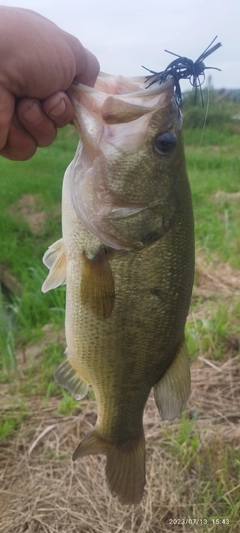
[49,99,66,117]
[22,102,43,124]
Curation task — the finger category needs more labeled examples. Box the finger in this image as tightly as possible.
[0,117,37,160]
[0,87,15,150]
[17,98,57,147]
[42,91,75,127]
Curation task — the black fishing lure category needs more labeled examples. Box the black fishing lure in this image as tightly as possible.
[143,36,222,106]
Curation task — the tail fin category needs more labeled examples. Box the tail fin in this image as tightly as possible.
[73,429,145,505]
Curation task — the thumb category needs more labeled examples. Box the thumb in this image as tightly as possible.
[0,87,15,150]
[64,34,100,87]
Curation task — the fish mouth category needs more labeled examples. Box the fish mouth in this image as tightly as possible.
[71,72,175,98]
[69,73,176,121]
[68,73,179,156]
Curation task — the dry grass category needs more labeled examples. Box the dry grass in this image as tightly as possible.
[194,252,240,300]
[0,255,240,533]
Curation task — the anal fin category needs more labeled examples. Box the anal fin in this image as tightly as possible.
[154,340,191,421]
[73,429,145,505]
[54,359,89,400]
[81,249,115,319]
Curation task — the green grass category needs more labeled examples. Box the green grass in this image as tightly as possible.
[183,95,240,268]
[0,126,77,369]
[186,297,240,360]
[16,341,65,397]
[0,401,29,439]
[58,389,79,415]
[184,129,240,266]
[0,126,78,277]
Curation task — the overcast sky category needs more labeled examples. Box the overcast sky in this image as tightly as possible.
[3,0,239,89]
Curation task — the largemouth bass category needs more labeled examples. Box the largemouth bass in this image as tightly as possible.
[42,73,194,505]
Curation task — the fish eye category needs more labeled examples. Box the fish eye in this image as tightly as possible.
[154,132,176,155]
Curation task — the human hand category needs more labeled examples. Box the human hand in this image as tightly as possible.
[0,7,100,160]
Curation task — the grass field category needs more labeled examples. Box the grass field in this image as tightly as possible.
[0,96,240,533]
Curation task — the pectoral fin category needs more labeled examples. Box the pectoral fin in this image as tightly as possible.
[154,341,191,421]
[81,249,115,319]
[54,359,89,400]
[42,238,64,269]
[42,239,66,293]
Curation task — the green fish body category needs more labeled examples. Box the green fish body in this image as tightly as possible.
[42,73,194,505]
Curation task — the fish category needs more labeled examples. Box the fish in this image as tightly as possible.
[42,72,195,505]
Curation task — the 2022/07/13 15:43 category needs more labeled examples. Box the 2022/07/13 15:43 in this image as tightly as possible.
[168,518,230,525]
